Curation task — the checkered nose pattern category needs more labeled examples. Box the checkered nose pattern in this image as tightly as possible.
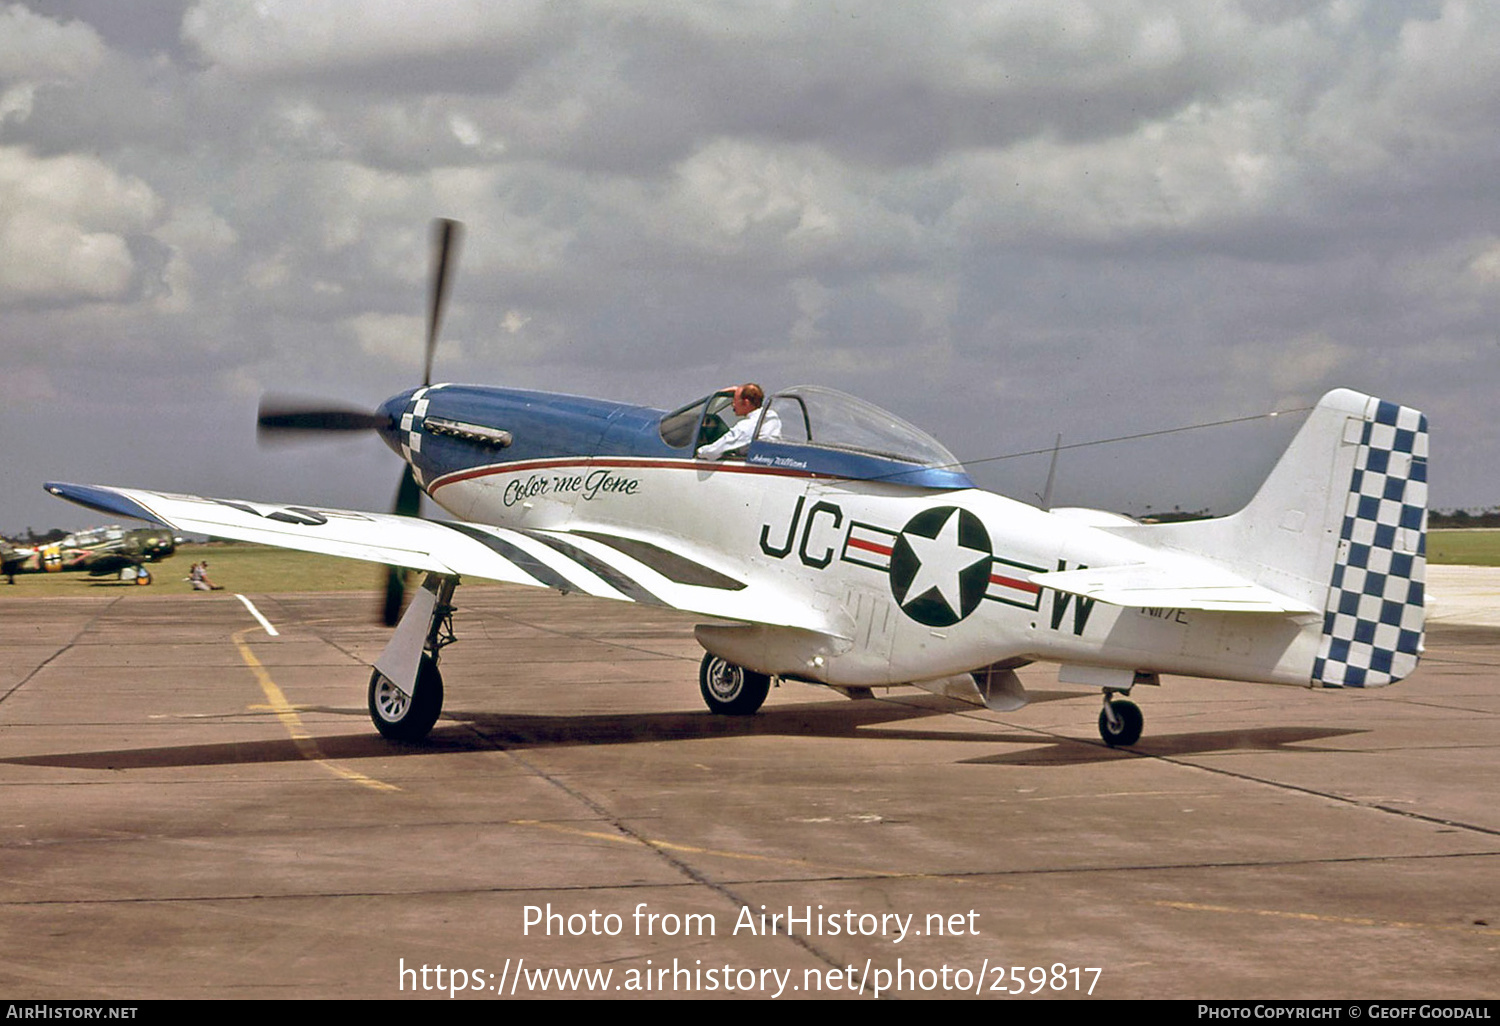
[398,387,431,487]
[1312,400,1428,687]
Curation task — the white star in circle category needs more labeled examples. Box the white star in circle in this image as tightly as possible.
[899,509,990,616]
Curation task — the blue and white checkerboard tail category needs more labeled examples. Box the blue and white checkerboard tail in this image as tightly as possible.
[1309,396,1428,688]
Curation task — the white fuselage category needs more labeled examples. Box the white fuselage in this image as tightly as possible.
[427,456,1320,689]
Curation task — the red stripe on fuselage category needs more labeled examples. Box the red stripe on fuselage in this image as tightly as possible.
[426,456,831,494]
[990,573,1039,594]
[847,537,893,556]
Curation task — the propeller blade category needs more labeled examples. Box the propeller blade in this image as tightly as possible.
[381,564,406,627]
[393,462,423,518]
[257,399,390,437]
[425,218,463,388]
[380,465,425,625]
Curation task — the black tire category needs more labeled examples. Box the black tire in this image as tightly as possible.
[1098,698,1143,747]
[699,653,770,715]
[369,656,444,741]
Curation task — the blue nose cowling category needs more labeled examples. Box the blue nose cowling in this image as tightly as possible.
[376,389,421,457]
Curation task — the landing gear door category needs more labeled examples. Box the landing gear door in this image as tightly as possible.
[374,578,441,695]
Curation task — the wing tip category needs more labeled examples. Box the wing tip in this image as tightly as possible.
[44,482,168,528]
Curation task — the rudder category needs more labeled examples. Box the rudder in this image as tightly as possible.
[1311,397,1428,687]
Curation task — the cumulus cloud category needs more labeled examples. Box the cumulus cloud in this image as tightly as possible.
[4,0,1500,531]
[0,2,107,131]
[0,146,160,304]
[181,0,551,77]
[0,3,106,82]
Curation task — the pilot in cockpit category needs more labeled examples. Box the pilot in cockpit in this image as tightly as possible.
[696,382,782,459]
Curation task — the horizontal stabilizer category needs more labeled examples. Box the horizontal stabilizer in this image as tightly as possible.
[1030,563,1319,614]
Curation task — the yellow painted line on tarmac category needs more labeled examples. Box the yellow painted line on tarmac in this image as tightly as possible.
[232,628,401,793]
[1154,899,1500,936]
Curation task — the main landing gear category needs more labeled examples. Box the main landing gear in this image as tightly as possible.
[699,653,770,715]
[368,574,457,740]
[1098,692,1143,747]
[369,655,444,741]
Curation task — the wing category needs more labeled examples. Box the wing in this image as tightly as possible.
[1029,562,1319,614]
[45,482,837,633]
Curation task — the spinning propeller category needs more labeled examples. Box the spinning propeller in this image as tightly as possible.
[257,218,464,625]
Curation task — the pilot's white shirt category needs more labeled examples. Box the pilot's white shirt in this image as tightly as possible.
[697,406,781,459]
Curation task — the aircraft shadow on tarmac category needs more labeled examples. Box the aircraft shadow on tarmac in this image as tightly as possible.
[1,691,1363,772]
[957,724,1362,766]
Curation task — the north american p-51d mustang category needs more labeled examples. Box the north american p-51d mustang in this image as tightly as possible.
[46,221,1428,745]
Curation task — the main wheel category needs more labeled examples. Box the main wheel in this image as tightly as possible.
[699,653,770,715]
[369,656,444,741]
[1098,698,1143,747]
[135,568,152,585]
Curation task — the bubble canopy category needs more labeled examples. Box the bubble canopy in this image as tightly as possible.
[661,384,972,488]
[764,386,961,466]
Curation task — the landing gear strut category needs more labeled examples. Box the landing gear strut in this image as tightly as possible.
[1098,692,1143,747]
[368,574,458,740]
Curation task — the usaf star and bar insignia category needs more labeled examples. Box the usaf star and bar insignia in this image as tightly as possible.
[842,506,1046,627]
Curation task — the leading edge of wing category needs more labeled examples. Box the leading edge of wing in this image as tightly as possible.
[1030,562,1320,614]
[43,482,832,633]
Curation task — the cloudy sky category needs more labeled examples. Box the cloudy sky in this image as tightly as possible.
[3,0,1496,535]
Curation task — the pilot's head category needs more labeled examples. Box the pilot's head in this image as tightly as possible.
[732,382,764,417]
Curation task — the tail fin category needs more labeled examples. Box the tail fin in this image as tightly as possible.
[1140,389,1428,687]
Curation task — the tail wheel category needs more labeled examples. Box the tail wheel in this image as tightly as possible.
[1098,698,1143,747]
[369,655,444,740]
[699,653,770,715]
